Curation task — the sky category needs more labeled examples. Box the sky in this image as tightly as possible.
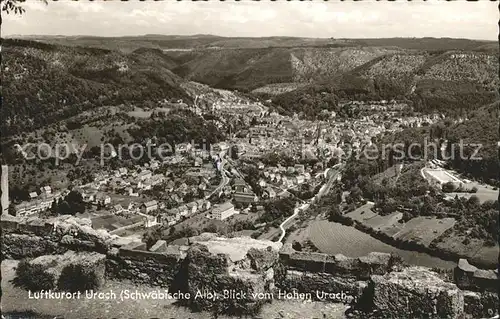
[2,0,498,40]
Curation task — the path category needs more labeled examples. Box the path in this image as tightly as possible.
[276,163,343,243]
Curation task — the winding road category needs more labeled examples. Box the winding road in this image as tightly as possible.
[276,163,343,243]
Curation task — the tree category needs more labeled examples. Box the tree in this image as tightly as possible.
[292,241,302,251]
[327,205,341,222]
[8,203,16,216]
[230,145,239,160]
[65,190,85,214]
[1,0,47,25]
[1,0,28,15]
[442,182,457,193]
[467,195,480,208]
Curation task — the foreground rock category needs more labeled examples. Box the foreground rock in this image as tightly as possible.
[180,234,281,316]
[2,215,113,260]
[362,267,464,319]
[463,291,499,319]
[15,251,106,292]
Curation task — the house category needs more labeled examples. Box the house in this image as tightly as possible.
[142,181,152,191]
[194,157,203,167]
[118,168,128,176]
[196,199,206,211]
[15,202,38,216]
[178,205,189,217]
[264,187,276,199]
[198,182,208,191]
[171,194,183,205]
[121,200,136,211]
[82,192,96,203]
[211,202,237,221]
[258,179,267,187]
[140,200,158,214]
[161,214,176,226]
[95,194,111,206]
[128,188,139,197]
[169,208,181,220]
[143,215,157,228]
[186,202,198,215]
[29,192,38,200]
[295,175,305,185]
[294,164,305,174]
[281,176,290,186]
[278,190,292,199]
[201,200,211,211]
[233,179,248,193]
[138,170,152,181]
[113,204,124,214]
[40,186,52,195]
[165,180,175,192]
[233,192,258,205]
[150,161,159,170]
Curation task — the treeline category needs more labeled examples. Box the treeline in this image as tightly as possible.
[379,102,499,185]
[127,109,225,147]
[271,84,339,118]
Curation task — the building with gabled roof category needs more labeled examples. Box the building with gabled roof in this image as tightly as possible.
[140,200,158,214]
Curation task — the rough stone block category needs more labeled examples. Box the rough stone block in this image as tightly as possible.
[368,267,464,318]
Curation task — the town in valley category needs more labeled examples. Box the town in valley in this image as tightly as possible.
[1,1,498,319]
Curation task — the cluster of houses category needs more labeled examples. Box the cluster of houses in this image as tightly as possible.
[14,186,64,217]
[261,164,312,190]
[157,198,212,226]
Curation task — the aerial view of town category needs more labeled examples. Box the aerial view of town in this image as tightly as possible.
[1,1,498,318]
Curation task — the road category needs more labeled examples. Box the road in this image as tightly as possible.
[204,159,230,199]
[277,202,310,242]
[276,163,343,243]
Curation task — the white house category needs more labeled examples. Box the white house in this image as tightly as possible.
[211,202,237,221]
[186,202,198,215]
[178,205,189,217]
[138,170,152,181]
[40,186,52,195]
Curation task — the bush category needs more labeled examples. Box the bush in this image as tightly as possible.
[470,186,478,193]
[14,259,57,291]
[58,264,100,293]
[292,241,302,251]
[442,182,457,193]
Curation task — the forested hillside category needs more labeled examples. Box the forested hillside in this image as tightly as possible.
[2,39,191,136]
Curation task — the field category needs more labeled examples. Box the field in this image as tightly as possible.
[364,212,403,233]
[424,168,461,184]
[435,233,498,269]
[448,181,497,203]
[344,202,378,222]
[393,217,456,247]
[2,260,347,319]
[308,220,455,269]
[127,107,153,118]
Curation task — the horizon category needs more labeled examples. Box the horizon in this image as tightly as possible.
[2,1,497,40]
[5,34,496,42]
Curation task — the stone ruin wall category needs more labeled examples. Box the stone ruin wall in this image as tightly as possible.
[1,216,497,292]
[1,216,499,318]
